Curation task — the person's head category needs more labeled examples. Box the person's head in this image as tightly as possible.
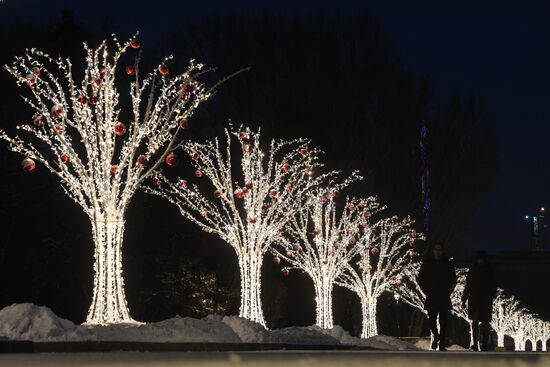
[475,251,488,266]
[433,241,444,260]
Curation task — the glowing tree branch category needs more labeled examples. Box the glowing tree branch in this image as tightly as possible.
[336,215,422,338]
[491,289,523,349]
[271,193,375,329]
[144,126,341,327]
[0,34,215,325]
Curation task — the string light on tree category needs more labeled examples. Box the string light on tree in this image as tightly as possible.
[336,216,422,338]
[0,33,217,325]
[271,192,376,330]
[144,126,343,327]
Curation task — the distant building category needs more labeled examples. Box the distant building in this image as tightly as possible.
[525,207,547,250]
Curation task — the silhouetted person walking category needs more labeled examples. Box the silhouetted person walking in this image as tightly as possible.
[418,242,457,351]
[461,251,497,351]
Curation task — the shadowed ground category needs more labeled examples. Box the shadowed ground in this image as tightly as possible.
[0,351,548,367]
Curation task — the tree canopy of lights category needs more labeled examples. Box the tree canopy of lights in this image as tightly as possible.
[144,126,345,327]
[491,289,524,349]
[271,193,377,329]
[336,215,422,338]
[0,33,220,325]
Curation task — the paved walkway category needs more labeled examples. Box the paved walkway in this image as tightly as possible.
[0,350,549,367]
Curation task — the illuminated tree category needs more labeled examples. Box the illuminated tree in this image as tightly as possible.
[145,126,342,327]
[271,193,376,329]
[336,215,421,338]
[0,34,217,324]
[491,289,523,349]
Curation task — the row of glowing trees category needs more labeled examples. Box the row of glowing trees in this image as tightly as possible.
[0,35,421,335]
[397,264,550,350]
[1,35,548,348]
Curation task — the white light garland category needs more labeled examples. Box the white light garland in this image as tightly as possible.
[0,33,214,325]
[271,192,376,329]
[336,215,422,337]
[145,126,343,327]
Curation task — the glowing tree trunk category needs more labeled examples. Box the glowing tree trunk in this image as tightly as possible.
[146,126,341,327]
[337,215,422,338]
[359,295,377,338]
[496,332,505,349]
[314,276,335,329]
[87,214,131,323]
[0,34,217,324]
[238,250,264,324]
[271,193,376,330]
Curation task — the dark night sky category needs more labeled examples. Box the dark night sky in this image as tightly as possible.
[1,0,550,252]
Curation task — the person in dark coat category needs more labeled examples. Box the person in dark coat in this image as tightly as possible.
[461,251,497,351]
[418,241,457,351]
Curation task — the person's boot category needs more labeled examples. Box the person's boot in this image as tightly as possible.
[431,335,439,350]
[471,340,479,351]
[439,336,447,351]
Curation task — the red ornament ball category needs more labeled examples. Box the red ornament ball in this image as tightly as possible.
[99,69,108,78]
[282,269,289,277]
[346,203,354,211]
[192,152,200,161]
[130,40,140,49]
[165,152,179,167]
[273,257,281,265]
[281,164,290,174]
[137,155,148,165]
[214,190,223,199]
[269,189,277,198]
[408,250,415,258]
[159,64,169,75]
[180,179,188,188]
[114,122,127,136]
[31,66,41,77]
[299,148,308,157]
[410,231,417,239]
[286,185,292,193]
[61,154,69,164]
[33,116,43,127]
[249,217,257,224]
[152,177,161,186]
[195,170,203,178]
[51,104,63,120]
[370,247,379,256]
[79,95,87,104]
[234,188,245,199]
[89,96,97,106]
[181,84,191,99]
[55,124,64,133]
[110,166,119,175]
[293,244,301,252]
[125,66,136,75]
[179,119,190,129]
[21,158,36,173]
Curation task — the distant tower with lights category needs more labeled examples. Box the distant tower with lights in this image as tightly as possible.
[525,207,547,250]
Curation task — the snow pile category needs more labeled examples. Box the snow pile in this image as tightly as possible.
[415,339,467,351]
[89,316,241,343]
[0,303,420,350]
[268,326,340,345]
[363,335,420,351]
[219,316,270,343]
[0,303,89,341]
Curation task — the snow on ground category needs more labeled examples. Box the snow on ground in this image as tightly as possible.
[415,339,467,351]
[0,303,420,350]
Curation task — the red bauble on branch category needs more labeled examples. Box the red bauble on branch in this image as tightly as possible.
[125,66,136,75]
[21,158,36,173]
[114,122,127,136]
[33,116,43,127]
[130,40,140,49]
[137,155,148,165]
[159,64,169,76]
[165,153,179,167]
